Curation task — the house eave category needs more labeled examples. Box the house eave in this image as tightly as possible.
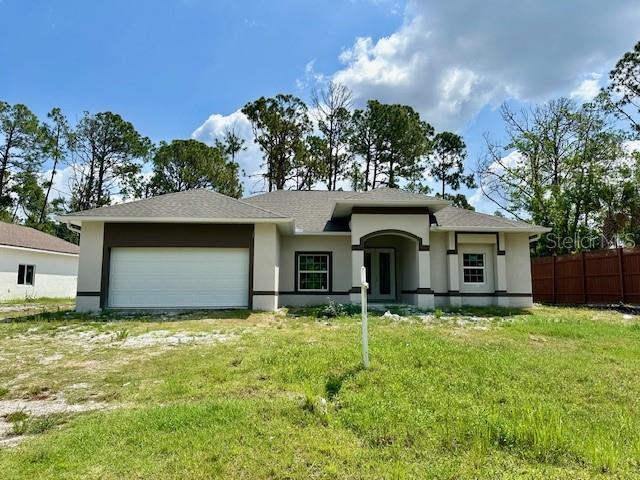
[430,225,551,234]
[57,215,294,227]
[0,243,79,257]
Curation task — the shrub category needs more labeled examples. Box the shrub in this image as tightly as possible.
[316,300,360,319]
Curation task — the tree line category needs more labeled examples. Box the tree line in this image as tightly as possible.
[0,84,475,243]
[478,41,640,255]
[0,106,246,242]
[241,83,474,203]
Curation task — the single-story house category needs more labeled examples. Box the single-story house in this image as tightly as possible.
[58,188,549,312]
[0,221,79,301]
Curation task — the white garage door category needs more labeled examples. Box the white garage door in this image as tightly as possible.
[108,247,250,308]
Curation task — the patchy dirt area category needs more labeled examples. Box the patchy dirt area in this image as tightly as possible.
[15,325,237,352]
[380,309,502,329]
[0,394,111,448]
[0,301,75,321]
[119,330,234,348]
[0,305,249,449]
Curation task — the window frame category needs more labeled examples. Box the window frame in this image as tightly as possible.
[17,264,36,286]
[295,252,332,293]
[462,253,485,284]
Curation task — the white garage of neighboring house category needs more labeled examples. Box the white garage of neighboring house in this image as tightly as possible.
[0,221,79,302]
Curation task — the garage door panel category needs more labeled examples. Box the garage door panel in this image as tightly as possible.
[108,247,249,308]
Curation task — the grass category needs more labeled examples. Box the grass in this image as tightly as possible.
[0,304,639,478]
[0,297,75,306]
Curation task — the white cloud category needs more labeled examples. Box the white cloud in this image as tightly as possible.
[570,73,602,102]
[333,0,640,130]
[296,60,327,92]
[192,110,267,194]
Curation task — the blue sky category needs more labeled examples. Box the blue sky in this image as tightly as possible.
[1,0,400,140]
[1,0,639,212]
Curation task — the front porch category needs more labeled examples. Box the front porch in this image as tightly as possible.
[349,230,435,310]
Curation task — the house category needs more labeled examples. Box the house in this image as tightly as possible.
[0,221,79,301]
[58,188,549,312]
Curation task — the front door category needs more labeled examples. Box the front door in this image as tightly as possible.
[364,248,396,302]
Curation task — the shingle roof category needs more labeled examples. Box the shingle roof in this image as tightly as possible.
[63,189,286,220]
[62,187,546,233]
[0,222,79,254]
[244,190,352,232]
[344,187,443,203]
[245,189,547,233]
[433,206,546,231]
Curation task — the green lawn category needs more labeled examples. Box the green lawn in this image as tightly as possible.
[0,304,639,479]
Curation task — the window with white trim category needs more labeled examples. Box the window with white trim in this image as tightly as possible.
[297,254,329,291]
[462,253,485,284]
[17,264,35,285]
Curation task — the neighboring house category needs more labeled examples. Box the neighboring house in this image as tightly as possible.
[58,188,549,312]
[0,222,79,301]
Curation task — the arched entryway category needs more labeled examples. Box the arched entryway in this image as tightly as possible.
[359,230,422,304]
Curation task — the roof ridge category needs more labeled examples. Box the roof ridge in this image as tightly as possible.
[232,195,288,218]
[69,188,202,215]
[68,188,286,218]
[438,205,543,229]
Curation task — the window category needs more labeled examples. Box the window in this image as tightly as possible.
[297,253,330,291]
[463,253,484,284]
[17,264,35,286]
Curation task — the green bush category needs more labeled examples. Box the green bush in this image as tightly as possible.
[315,300,360,319]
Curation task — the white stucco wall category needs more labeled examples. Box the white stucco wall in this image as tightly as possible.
[429,232,448,293]
[505,233,533,295]
[77,222,104,293]
[279,235,351,291]
[75,222,104,312]
[458,243,496,295]
[350,213,429,245]
[0,246,77,301]
[252,223,280,311]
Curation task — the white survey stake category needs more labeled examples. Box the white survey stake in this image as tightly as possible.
[360,265,369,369]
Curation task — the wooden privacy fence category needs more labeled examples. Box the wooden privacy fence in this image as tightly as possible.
[531,248,640,305]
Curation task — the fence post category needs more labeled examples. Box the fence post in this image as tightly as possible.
[551,255,557,304]
[618,247,625,304]
[581,251,587,304]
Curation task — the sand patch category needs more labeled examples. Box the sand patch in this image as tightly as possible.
[0,394,112,448]
[119,330,234,348]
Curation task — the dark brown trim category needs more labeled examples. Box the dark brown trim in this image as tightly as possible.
[401,288,434,294]
[434,291,532,298]
[77,291,101,297]
[279,291,350,296]
[446,249,457,255]
[351,206,430,215]
[349,287,360,294]
[253,291,278,296]
[100,246,110,308]
[100,223,255,309]
[294,251,333,293]
[352,229,430,251]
